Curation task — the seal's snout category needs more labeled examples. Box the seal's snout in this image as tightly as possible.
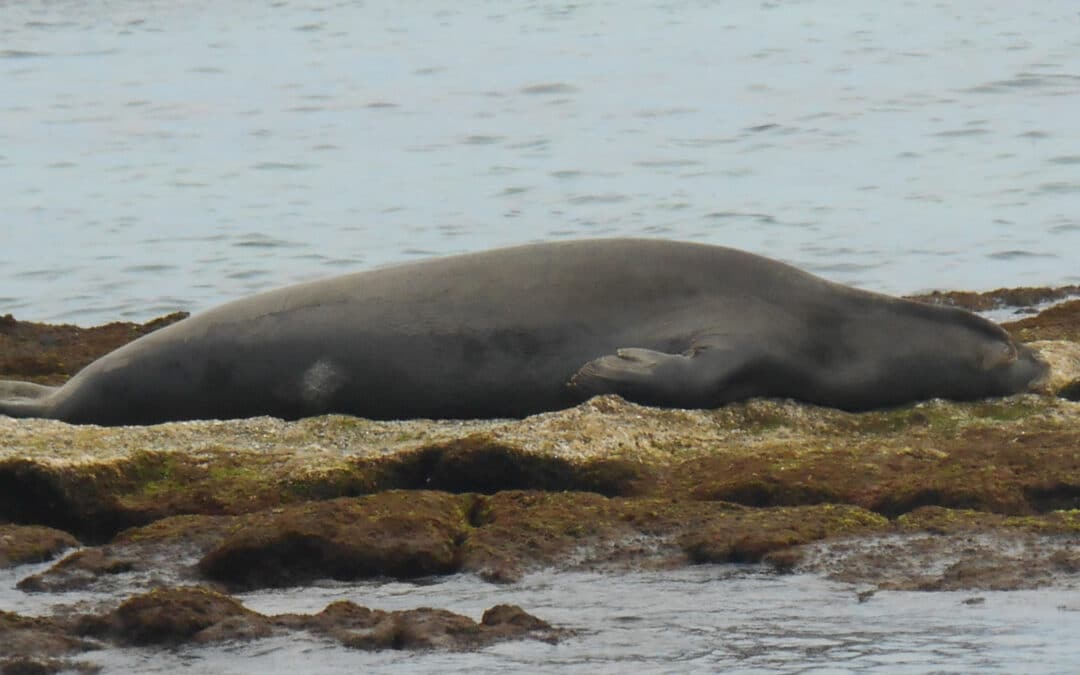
[1016,344,1052,393]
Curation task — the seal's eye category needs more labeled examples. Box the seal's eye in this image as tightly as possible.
[978,342,1017,370]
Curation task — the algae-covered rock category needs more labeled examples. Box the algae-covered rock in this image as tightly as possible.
[196,491,471,589]
[1027,339,1080,398]
[0,525,78,568]
[679,504,888,564]
[1003,298,1080,343]
[0,312,187,386]
[276,600,564,651]
[4,394,1080,542]
[2,586,564,669]
[75,586,271,646]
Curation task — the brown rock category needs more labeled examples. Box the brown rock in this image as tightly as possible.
[197,492,471,589]
[276,600,562,651]
[0,313,187,385]
[1004,299,1080,342]
[17,549,135,592]
[0,525,78,568]
[679,504,887,563]
[0,611,97,660]
[76,586,271,646]
[0,658,100,674]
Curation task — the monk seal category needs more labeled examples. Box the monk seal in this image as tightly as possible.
[0,238,1048,425]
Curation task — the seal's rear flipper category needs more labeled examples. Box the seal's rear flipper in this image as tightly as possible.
[0,380,58,419]
[0,380,57,400]
[569,347,749,408]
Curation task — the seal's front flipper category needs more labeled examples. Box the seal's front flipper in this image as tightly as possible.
[569,347,747,408]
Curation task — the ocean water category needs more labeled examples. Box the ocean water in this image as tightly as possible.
[3,563,1080,674]
[1,0,1079,323]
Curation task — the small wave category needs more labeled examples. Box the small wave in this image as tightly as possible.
[520,83,578,95]
[252,162,311,170]
[122,265,178,273]
[967,72,1080,94]
[0,50,49,58]
[24,21,78,29]
[498,186,531,196]
[567,194,629,205]
[14,269,67,281]
[1048,221,1080,233]
[1036,182,1080,194]
[232,234,302,249]
[986,250,1056,260]
[634,159,703,168]
[634,108,695,118]
[550,170,583,180]
[462,135,504,146]
[505,138,550,150]
[704,211,778,225]
[227,269,270,280]
[931,128,989,137]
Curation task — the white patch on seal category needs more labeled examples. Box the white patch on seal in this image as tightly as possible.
[300,358,345,406]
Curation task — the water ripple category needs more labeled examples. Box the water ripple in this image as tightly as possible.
[520,82,578,95]
[986,250,1056,260]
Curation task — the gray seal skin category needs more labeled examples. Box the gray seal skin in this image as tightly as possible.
[0,238,1049,426]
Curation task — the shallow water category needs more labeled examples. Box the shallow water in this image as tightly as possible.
[2,0,1080,323]
[3,563,1080,673]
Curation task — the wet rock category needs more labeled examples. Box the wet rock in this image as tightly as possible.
[0,611,98,662]
[2,587,561,668]
[0,525,78,568]
[17,549,136,592]
[275,600,563,651]
[907,286,1080,314]
[1004,299,1080,342]
[197,492,471,589]
[794,526,1080,592]
[5,393,1080,541]
[481,603,552,632]
[380,433,649,496]
[0,658,100,675]
[679,504,887,563]
[457,491,745,582]
[1027,340,1080,397]
[75,586,272,646]
[0,312,187,386]
[1060,380,1080,402]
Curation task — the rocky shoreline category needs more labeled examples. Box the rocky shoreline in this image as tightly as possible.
[2,293,1080,673]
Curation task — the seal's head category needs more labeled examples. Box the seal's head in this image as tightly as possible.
[901,305,1050,402]
[976,338,1050,394]
[844,302,1052,411]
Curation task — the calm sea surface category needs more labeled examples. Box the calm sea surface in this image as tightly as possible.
[3,1,1080,671]
[2,0,1079,323]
